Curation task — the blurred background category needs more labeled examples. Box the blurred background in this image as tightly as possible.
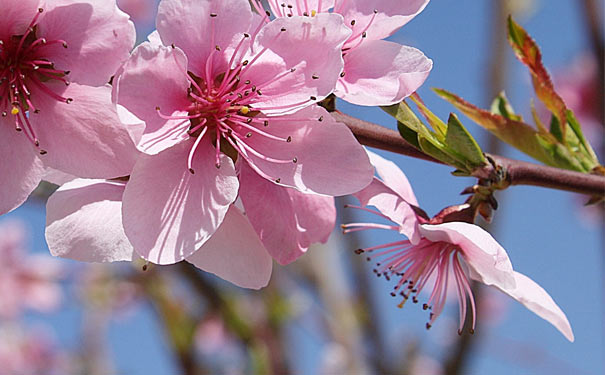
[1,0,603,374]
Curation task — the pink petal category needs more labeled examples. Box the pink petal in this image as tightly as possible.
[366,149,418,206]
[42,167,75,185]
[114,43,192,154]
[353,178,421,243]
[0,0,43,38]
[157,0,257,77]
[116,104,146,147]
[419,222,516,289]
[339,0,429,43]
[289,187,336,248]
[239,162,336,265]
[38,0,136,86]
[241,105,373,195]
[45,179,134,262]
[266,0,335,16]
[186,205,273,289]
[494,271,574,342]
[243,13,351,115]
[122,139,238,264]
[0,120,44,215]
[32,82,139,178]
[336,40,432,106]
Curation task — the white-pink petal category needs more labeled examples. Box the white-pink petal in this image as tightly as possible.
[419,222,516,289]
[244,13,351,115]
[157,0,256,77]
[494,271,574,342]
[32,83,139,179]
[0,121,44,215]
[336,40,432,106]
[339,0,429,43]
[238,162,336,265]
[365,149,418,206]
[186,206,273,289]
[241,105,373,195]
[38,0,136,86]
[354,178,421,243]
[45,179,135,262]
[114,43,191,154]
[122,139,238,264]
[265,0,335,16]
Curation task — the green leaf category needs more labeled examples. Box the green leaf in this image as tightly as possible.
[549,114,564,142]
[490,92,522,122]
[444,113,486,166]
[566,110,599,162]
[418,137,463,168]
[382,101,442,145]
[396,121,421,149]
[409,95,447,139]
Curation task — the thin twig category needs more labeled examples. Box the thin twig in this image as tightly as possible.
[331,111,605,197]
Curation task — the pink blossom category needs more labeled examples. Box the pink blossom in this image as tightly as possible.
[0,220,63,319]
[113,0,373,266]
[46,179,269,289]
[342,151,574,341]
[45,175,336,288]
[0,324,66,375]
[0,0,139,215]
[252,0,433,106]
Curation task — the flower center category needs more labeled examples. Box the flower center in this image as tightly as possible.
[156,14,319,178]
[342,206,477,335]
[0,8,71,153]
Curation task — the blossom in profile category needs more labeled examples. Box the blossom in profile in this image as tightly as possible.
[0,0,138,215]
[0,220,63,318]
[342,151,574,341]
[113,0,373,266]
[252,0,433,106]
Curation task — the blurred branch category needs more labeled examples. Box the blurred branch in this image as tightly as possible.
[141,269,198,375]
[176,263,289,375]
[337,196,395,374]
[332,111,605,196]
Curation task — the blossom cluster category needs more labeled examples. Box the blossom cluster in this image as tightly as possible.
[0,0,574,340]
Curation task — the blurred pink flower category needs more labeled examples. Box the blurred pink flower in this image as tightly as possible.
[0,0,139,215]
[555,55,602,132]
[0,220,63,319]
[252,0,433,105]
[110,0,372,269]
[0,323,67,375]
[342,151,574,341]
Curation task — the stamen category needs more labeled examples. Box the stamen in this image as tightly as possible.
[187,126,208,174]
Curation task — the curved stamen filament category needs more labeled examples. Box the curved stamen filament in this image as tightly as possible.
[228,129,294,164]
[187,126,208,173]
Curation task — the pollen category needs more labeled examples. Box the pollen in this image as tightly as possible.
[311,10,317,17]
[240,106,250,115]
[11,107,19,115]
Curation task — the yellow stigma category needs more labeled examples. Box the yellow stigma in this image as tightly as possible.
[240,106,250,115]
[11,107,19,115]
[311,10,317,16]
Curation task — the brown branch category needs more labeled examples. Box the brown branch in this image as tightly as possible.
[331,111,605,197]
